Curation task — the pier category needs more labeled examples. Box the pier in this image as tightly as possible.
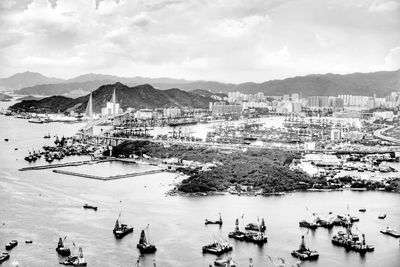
[18,160,107,171]
[52,169,164,181]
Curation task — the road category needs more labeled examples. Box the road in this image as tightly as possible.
[373,125,400,144]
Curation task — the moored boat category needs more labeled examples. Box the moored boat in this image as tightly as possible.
[214,257,236,266]
[228,218,245,241]
[205,213,223,226]
[299,220,319,230]
[245,218,266,232]
[378,214,386,219]
[137,227,157,254]
[291,235,319,260]
[83,204,97,211]
[56,237,71,256]
[359,208,366,212]
[113,213,133,239]
[380,227,400,238]
[28,118,44,124]
[202,239,233,255]
[5,240,18,251]
[0,252,10,263]
[59,247,87,266]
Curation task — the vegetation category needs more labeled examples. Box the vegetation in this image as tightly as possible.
[112,141,315,194]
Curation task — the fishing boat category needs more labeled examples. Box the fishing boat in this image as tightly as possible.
[291,235,319,260]
[214,257,236,266]
[25,240,33,244]
[0,252,10,263]
[244,231,268,245]
[56,237,71,256]
[378,214,386,219]
[299,220,319,229]
[315,216,334,229]
[205,213,223,226]
[359,208,366,212]
[202,238,233,255]
[44,133,51,139]
[331,223,374,254]
[228,218,246,241]
[4,138,8,142]
[137,227,157,254]
[83,204,97,211]
[380,227,400,238]
[113,213,133,239]
[59,247,87,266]
[245,218,266,232]
[5,240,18,250]
[28,118,44,124]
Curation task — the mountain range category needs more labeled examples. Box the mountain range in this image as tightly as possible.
[2,69,400,97]
[9,83,215,113]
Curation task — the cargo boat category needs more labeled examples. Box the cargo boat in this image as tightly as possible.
[291,236,319,260]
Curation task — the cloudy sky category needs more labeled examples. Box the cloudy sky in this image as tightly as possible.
[0,0,399,82]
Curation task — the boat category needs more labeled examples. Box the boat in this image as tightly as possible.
[4,138,8,142]
[28,118,44,124]
[299,220,319,230]
[214,257,236,266]
[359,208,366,212]
[113,213,133,239]
[228,219,245,241]
[0,252,10,264]
[137,227,157,254]
[56,237,71,256]
[337,214,359,223]
[202,239,233,255]
[44,133,51,139]
[59,247,87,266]
[205,213,223,226]
[380,227,400,238]
[5,240,18,250]
[331,223,374,254]
[25,240,33,244]
[83,204,97,211]
[245,218,266,232]
[244,231,268,245]
[315,216,334,229]
[168,120,198,127]
[378,214,386,219]
[291,235,319,260]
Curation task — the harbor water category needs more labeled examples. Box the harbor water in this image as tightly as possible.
[0,112,400,267]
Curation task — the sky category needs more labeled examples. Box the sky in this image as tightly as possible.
[0,0,399,83]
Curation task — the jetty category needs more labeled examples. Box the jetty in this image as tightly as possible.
[52,169,164,181]
[18,160,106,171]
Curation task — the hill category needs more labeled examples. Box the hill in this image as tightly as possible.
[9,69,400,97]
[10,83,214,113]
[0,71,64,90]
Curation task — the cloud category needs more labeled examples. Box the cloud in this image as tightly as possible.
[369,0,400,12]
[0,0,399,82]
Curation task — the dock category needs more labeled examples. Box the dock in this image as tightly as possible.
[18,160,107,171]
[52,169,164,181]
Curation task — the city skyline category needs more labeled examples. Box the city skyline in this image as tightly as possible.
[0,0,399,83]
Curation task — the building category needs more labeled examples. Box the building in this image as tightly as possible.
[210,102,242,116]
[163,107,181,118]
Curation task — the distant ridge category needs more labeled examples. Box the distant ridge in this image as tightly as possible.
[0,71,64,90]
[7,69,400,97]
[10,82,214,113]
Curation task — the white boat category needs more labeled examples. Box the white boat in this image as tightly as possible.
[28,118,44,124]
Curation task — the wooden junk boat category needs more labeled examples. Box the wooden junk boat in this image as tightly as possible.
[380,227,400,238]
[83,204,97,211]
[113,213,133,239]
[331,223,374,254]
[59,247,87,266]
[205,213,223,226]
[56,237,71,256]
[214,257,236,266]
[137,227,157,254]
[5,240,18,251]
[228,218,245,241]
[245,218,266,232]
[0,252,10,264]
[291,235,319,260]
[202,238,233,255]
